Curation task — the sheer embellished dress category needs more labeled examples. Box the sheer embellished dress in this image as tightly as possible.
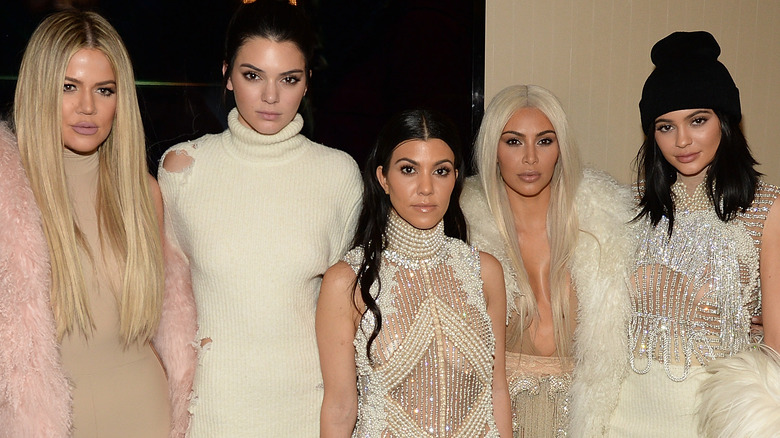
[608,180,780,437]
[343,211,500,437]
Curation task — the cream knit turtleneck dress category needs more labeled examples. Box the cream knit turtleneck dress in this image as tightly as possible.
[158,109,362,437]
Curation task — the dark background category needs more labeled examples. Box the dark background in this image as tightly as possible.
[0,0,484,175]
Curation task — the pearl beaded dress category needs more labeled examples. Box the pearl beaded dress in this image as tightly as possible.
[343,211,499,437]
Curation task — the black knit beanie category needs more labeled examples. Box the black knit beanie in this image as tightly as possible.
[639,31,741,133]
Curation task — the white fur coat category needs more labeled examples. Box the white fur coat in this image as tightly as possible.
[460,168,634,437]
[0,122,197,438]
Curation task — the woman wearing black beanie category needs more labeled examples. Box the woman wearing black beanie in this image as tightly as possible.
[606,31,780,437]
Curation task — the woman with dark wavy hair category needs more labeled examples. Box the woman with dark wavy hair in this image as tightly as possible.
[608,31,780,437]
[316,109,512,437]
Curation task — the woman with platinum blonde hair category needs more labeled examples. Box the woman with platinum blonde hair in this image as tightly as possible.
[461,84,634,437]
[0,10,196,437]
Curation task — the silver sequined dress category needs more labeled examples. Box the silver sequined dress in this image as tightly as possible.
[609,179,779,437]
[343,211,500,438]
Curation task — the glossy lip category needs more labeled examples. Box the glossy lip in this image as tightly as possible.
[518,171,541,183]
[675,152,700,164]
[256,111,282,121]
[71,122,98,135]
[412,203,436,213]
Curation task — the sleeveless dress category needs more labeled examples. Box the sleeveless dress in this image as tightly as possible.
[59,149,169,438]
[608,179,780,437]
[343,211,500,437]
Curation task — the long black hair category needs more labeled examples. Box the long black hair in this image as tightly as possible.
[635,110,760,234]
[353,109,467,360]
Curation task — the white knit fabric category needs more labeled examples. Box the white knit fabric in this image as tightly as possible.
[158,109,362,437]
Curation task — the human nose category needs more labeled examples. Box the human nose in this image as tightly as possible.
[418,173,433,196]
[262,82,279,104]
[522,145,539,164]
[676,127,692,148]
[77,90,96,115]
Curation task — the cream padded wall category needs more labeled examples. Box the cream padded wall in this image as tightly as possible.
[485,0,780,184]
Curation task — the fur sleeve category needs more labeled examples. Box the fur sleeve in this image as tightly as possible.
[697,344,780,438]
[568,168,635,437]
[152,220,198,437]
[0,122,72,437]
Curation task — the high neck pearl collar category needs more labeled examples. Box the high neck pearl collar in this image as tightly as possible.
[672,179,710,213]
[223,108,308,164]
[384,209,447,268]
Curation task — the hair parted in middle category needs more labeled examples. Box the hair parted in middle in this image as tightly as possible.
[13,10,163,345]
[223,0,315,91]
[352,108,467,360]
[474,84,582,357]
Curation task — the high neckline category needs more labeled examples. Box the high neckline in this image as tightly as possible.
[383,209,447,268]
[223,108,309,163]
[63,147,99,177]
[672,179,710,212]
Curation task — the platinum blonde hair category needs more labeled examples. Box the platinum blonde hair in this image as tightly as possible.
[13,10,163,344]
[474,84,582,356]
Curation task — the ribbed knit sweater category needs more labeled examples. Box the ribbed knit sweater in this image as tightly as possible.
[158,109,362,437]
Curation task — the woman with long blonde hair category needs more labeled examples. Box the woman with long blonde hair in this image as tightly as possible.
[0,10,196,437]
[461,84,633,437]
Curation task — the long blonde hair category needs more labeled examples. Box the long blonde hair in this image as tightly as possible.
[474,84,582,356]
[13,10,163,344]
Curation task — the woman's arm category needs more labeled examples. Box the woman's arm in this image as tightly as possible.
[760,200,780,350]
[317,261,361,437]
[480,252,513,438]
[148,174,198,438]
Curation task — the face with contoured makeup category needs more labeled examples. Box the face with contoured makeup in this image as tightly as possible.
[377,138,458,230]
[497,107,560,200]
[61,48,117,154]
[654,108,721,187]
[225,37,308,135]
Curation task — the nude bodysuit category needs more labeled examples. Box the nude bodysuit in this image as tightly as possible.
[59,149,169,437]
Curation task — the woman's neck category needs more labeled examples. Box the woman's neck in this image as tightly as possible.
[505,184,550,233]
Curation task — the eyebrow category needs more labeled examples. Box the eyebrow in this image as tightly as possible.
[393,157,455,166]
[501,129,556,137]
[64,76,116,86]
[655,109,713,124]
[238,63,304,76]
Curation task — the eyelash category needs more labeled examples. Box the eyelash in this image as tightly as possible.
[399,165,452,176]
[656,117,710,132]
[505,137,554,146]
[63,83,115,96]
[242,71,302,85]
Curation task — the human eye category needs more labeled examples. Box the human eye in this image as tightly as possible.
[281,75,301,85]
[504,137,522,146]
[242,71,260,81]
[97,87,116,97]
[538,137,554,146]
[400,165,416,175]
[691,117,709,126]
[63,83,76,92]
[655,124,672,133]
[434,165,452,177]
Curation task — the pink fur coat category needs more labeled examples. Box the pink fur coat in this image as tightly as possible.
[0,122,197,438]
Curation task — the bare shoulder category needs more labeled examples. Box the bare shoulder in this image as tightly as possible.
[478,251,504,279]
[161,148,194,173]
[322,261,359,296]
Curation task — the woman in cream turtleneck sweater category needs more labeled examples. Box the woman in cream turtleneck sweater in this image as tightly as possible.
[159,1,361,436]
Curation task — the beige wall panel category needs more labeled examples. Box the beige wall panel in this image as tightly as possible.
[486,0,780,185]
